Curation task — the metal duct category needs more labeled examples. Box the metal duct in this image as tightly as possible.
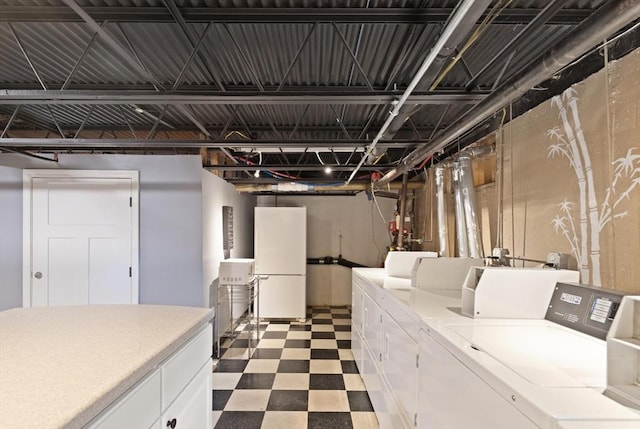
[435,166,449,257]
[458,156,484,258]
[452,162,469,258]
[397,173,409,249]
[378,0,640,185]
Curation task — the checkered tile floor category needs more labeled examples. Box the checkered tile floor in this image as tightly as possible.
[212,306,379,429]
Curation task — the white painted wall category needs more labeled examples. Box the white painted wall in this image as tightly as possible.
[257,194,395,306]
[202,170,256,337]
[0,154,205,310]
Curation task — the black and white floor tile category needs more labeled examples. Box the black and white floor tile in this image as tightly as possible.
[212,306,378,429]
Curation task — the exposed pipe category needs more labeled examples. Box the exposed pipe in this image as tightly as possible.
[307,256,368,269]
[458,156,484,258]
[378,0,640,185]
[435,166,449,257]
[345,0,491,185]
[397,173,409,249]
[452,162,469,257]
[234,181,424,193]
[363,0,493,165]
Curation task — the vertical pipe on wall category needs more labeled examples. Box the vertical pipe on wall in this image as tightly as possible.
[435,166,449,256]
[452,162,469,257]
[459,156,484,258]
[397,172,408,249]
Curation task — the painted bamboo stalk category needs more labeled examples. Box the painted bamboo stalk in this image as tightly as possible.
[552,95,590,282]
[566,91,601,285]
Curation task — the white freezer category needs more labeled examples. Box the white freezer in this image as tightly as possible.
[257,275,306,319]
[254,207,306,275]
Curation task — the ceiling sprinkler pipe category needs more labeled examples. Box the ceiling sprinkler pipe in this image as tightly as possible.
[378,0,640,185]
[345,0,489,185]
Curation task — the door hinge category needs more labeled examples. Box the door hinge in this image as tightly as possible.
[129,267,132,277]
[129,197,132,207]
[416,354,419,368]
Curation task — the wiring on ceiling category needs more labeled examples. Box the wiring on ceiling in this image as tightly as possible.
[224,130,251,140]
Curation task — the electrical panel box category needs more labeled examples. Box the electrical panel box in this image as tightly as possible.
[219,258,255,285]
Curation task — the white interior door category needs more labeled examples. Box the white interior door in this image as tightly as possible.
[23,170,139,307]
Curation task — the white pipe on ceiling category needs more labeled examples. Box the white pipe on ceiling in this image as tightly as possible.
[345,0,489,185]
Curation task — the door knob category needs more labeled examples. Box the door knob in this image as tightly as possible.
[34,272,42,279]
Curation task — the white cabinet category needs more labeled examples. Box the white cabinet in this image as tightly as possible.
[161,363,212,429]
[86,324,212,429]
[382,312,418,428]
[88,369,161,429]
[363,286,384,364]
[418,328,536,429]
[352,271,415,429]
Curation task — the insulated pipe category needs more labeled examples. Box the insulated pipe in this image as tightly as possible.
[452,162,469,258]
[435,166,449,257]
[234,181,424,193]
[458,156,484,258]
[344,0,491,185]
[397,173,409,249]
[307,256,368,269]
[378,0,640,185]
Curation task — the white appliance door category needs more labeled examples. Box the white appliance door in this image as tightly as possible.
[258,275,306,319]
[255,207,306,275]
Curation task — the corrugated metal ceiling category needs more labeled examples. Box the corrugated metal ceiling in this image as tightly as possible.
[0,0,635,184]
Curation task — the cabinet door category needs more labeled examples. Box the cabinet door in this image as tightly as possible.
[162,362,212,429]
[86,370,161,429]
[418,329,537,429]
[352,278,365,372]
[362,344,404,429]
[382,313,418,428]
[363,292,383,365]
[351,276,364,335]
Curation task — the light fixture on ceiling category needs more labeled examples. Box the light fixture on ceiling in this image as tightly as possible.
[133,106,144,114]
[324,166,332,175]
[254,170,260,178]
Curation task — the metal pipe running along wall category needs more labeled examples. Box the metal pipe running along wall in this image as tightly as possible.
[435,166,449,257]
[378,0,640,185]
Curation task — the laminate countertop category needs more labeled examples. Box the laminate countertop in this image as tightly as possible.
[0,305,214,429]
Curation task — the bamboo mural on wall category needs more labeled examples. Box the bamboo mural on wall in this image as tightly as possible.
[546,88,640,286]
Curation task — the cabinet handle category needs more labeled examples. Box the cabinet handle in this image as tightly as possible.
[166,418,177,428]
[384,333,389,361]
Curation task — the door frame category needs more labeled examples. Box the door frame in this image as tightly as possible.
[23,169,140,307]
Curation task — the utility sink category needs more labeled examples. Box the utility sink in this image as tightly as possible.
[446,323,607,388]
